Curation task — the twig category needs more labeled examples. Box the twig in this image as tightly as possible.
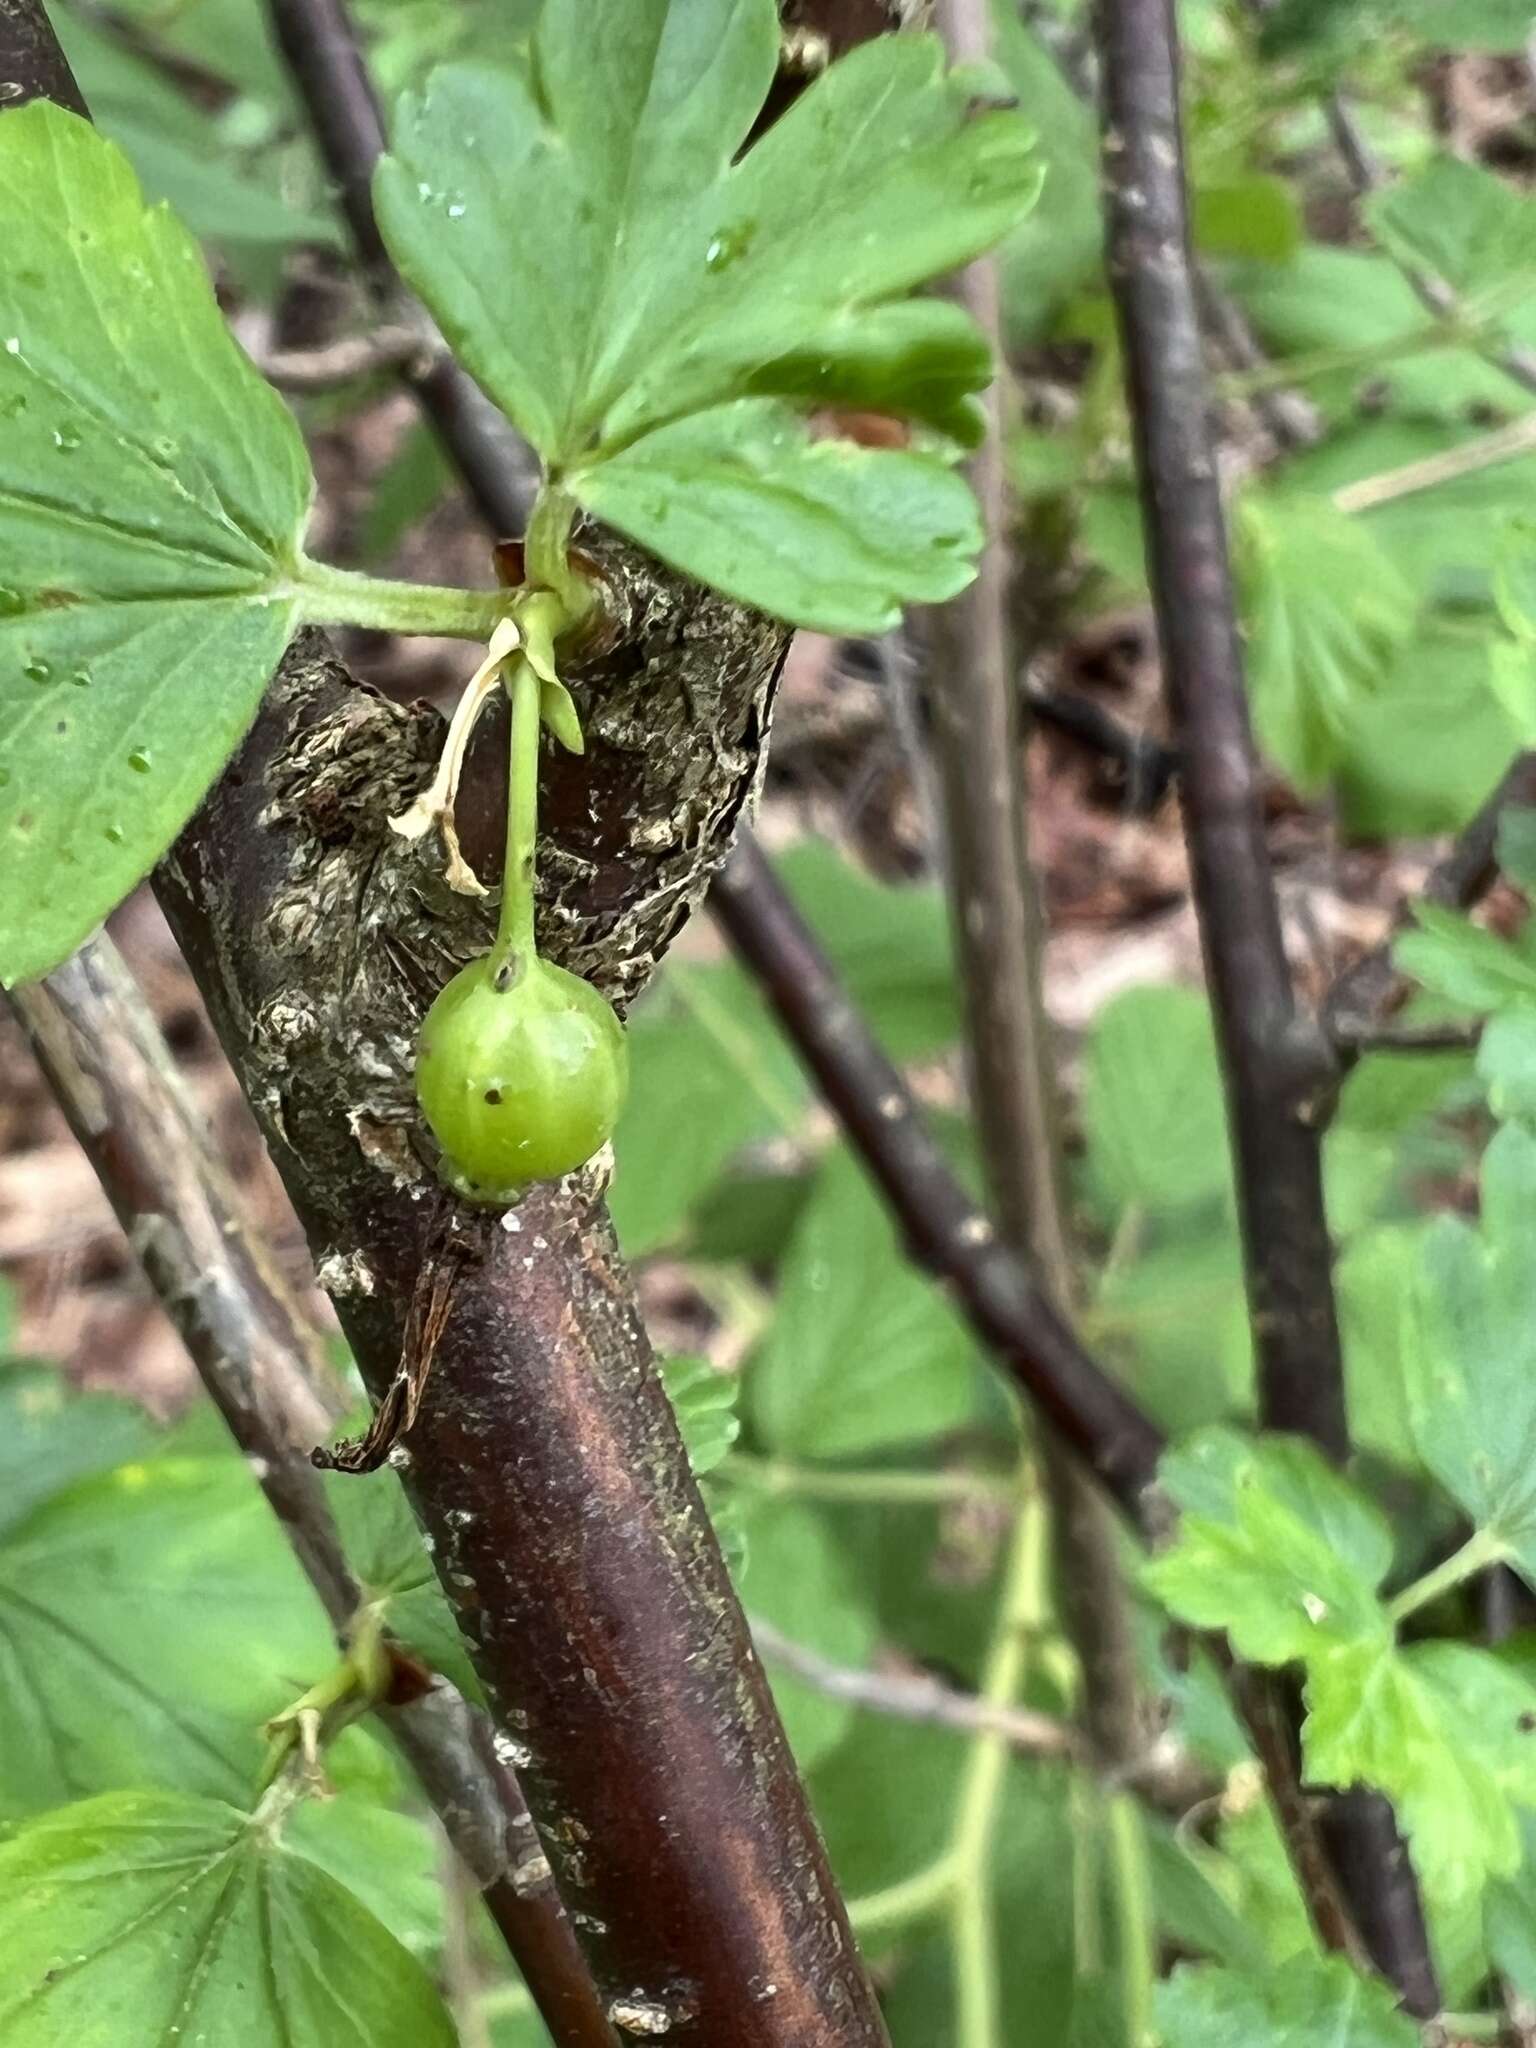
[1332,411,1536,515]
[1093,0,1437,2012]
[930,0,1144,1781]
[264,0,535,535]
[1025,680,1180,814]
[1328,1016,1483,1055]
[1321,94,1536,400]
[1194,265,1321,452]
[256,323,439,391]
[1323,751,1536,1060]
[749,1617,1083,1762]
[7,935,617,2048]
[712,834,1166,1514]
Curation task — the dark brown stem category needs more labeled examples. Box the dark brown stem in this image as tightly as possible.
[6,6,883,2036]
[8,937,616,2048]
[154,632,884,2047]
[1095,0,1347,1457]
[0,0,87,113]
[1093,0,1436,2010]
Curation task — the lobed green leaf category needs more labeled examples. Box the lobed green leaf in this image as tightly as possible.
[0,103,313,985]
[572,398,981,634]
[1234,490,1416,793]
[0,1457,331,1818]
[1155,1954,1417,2047]
[375,4,1040,628]
[1401,1126,1536,1580]
[0,1791,455,2047]
[1145,1427,1393,1664]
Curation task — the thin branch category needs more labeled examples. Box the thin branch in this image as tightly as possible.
[1332,411,1536,515]
[1323,751,1536,1061]
[712,833,1166,1515]
[1025,679,1180,814]
[7,935,617,2048]
[1093,0,1437,2011]
[1328,1016,1483,1056]
[929,0,1143,1779]
[264,0,534,534]
[1321,93,1536,400]
[749,1617,1084,1763]
[256,323,439,392]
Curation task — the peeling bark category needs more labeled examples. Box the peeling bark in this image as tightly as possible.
[155,595,887,2042]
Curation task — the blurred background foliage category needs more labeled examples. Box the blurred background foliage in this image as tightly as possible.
[10,0,1536,2039]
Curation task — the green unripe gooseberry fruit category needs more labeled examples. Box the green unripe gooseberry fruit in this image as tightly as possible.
[416,953,628,1204]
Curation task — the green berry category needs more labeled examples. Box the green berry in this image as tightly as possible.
[416,953,628,1204]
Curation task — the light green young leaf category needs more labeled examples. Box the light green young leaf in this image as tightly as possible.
[0,1791,455,2047]
[1368,157,1536,315]
[1306,1638,1536,1895]
[1478,1009,1536,1122]
[1194,175,1302,266]
[1233,491,1416,792]
[1155,1954,1417,2048]
[750,1144,983,1459]
[0,102,313,986]
[1144,1427,1392,1665]
[1402,1127,1536,1579]
[376,10,1040,627]
[0,1458,330,1817]
[1396,902,1536,1013]
[571,397,981,634]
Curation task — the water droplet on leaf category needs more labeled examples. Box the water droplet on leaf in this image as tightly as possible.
[128,748,153,774]
[704,222,754,272]
[52,425,81,453]
[24,658,51,684]
[104,823,125,844]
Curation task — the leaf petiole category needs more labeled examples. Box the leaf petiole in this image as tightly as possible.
[293,556,511,640]
[488,654,543,982]
[1386,1525,1509,1626]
